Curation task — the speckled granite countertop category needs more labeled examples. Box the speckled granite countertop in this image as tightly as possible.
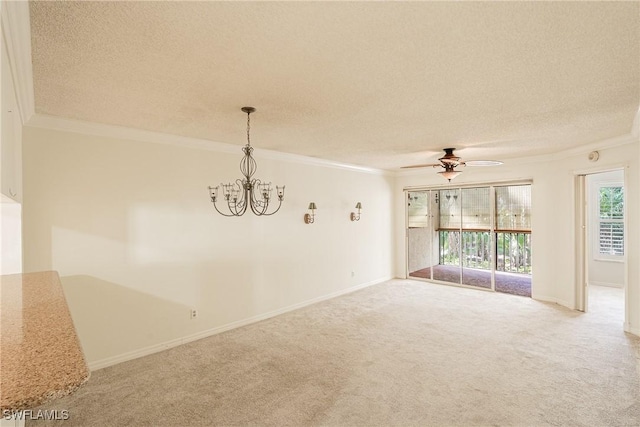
[0,271,90,411]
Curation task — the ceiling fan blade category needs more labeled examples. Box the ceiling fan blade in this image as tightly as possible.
[401,163,441,169]
[463,160,503,167]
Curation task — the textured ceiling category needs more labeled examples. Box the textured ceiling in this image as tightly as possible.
[29,1,639,170]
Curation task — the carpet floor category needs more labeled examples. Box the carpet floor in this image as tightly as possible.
[410,264,532,297]
[28,282,639,426]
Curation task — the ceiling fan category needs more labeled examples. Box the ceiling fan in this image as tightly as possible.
[402,148,503,181]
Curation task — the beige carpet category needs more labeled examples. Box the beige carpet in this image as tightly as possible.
[29,281,640,426]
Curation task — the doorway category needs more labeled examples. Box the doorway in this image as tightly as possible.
[577,170,625,319]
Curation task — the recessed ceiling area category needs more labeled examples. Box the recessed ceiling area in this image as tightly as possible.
[29,1,640,170]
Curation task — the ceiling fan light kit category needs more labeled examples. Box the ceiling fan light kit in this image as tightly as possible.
[438,166,463,182]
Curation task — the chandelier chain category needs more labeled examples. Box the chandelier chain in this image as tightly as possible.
[246,110,251,147]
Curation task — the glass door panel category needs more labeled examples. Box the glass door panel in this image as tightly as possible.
[495,184,532,296]
[407,191,438,280]
[461,187,492,289]
[436,189,461,284]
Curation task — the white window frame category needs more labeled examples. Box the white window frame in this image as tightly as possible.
[593,182,624,262]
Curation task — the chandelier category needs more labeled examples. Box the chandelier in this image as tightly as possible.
[208,107,285,216]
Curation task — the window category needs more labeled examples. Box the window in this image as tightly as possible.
[407,192,430,228]
[495,185,532,274]
[598,186,624,256]
[495,185,531,231]
[435,185,532,274]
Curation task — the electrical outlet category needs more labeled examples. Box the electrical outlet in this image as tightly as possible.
[190,309,198,319]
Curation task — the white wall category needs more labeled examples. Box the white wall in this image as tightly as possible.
[0,1,24,204]
[1,197,22,274]
[394,140,639,334]
[22,126,395,367]
[586,170,624,287]
[1,12,24,276]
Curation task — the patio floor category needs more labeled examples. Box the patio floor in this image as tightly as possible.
[409,264,531,297]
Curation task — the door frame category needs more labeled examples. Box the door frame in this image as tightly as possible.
[575,174,588,312]
[574,166,628,326]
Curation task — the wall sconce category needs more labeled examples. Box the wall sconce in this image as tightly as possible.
[350,202,362,221]
[304,202,317,224]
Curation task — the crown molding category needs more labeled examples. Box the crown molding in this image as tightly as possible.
[27,113,239,154]
[26,114,392,176]
[256,146,391,175]
[515,133,638,165]
[1,0,35,125]
[29,111,630,179]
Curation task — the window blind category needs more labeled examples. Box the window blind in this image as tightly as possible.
[407,191,430,228]
[599,222,624,255]
[495,185,531,231]
[461,187,490,230]
[439,189,461,229]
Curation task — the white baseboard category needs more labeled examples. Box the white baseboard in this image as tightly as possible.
[624,322,640,337]
[532,294,575,310]
[89,276,392,371]
[589,281,624,288]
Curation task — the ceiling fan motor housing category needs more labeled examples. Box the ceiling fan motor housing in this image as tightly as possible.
[439,148,461,165]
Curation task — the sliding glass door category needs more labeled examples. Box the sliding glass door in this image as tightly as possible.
[407,190,438,281]
[494,185,532,296]
[435,189,460,284]
[406,183,532,297]
[460,187,493,289]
